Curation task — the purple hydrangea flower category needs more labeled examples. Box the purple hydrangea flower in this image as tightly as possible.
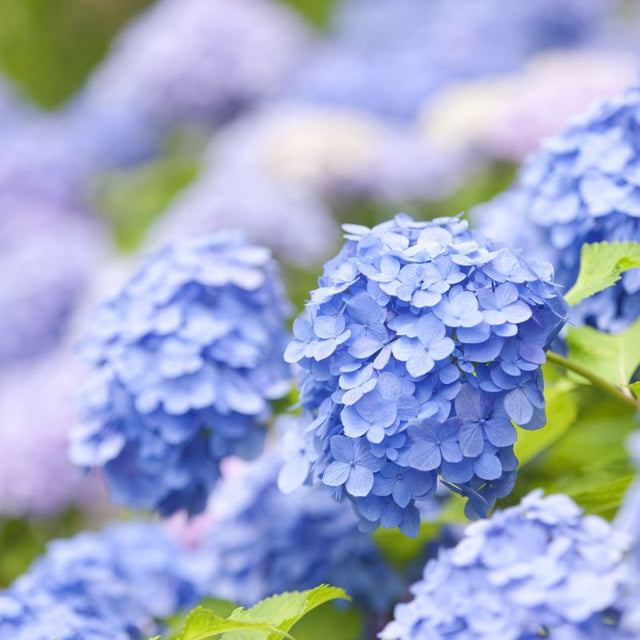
[192,444,402,613]
[382,491,632,639]
[0,204,105,366]
[0,349,105,517]
[71,233,292,515]
[0,521,202,640]
[286,0,614,121]
[147,164,338,267]
[282,215,567,536]
[73,0,309,165]
[473,83,640,333]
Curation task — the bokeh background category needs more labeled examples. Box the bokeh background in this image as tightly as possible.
[0,0,639,599]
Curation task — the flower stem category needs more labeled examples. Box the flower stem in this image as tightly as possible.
[546,351,640,410]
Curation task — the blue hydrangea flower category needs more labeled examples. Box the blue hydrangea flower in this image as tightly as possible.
[193,443,402,613]
[282,215,567,536]
[71,233,292,515]
[382,491,632,640]
[72,0,309,165]
[473,84,640,333]
[0,521,202,640]
[286,0,614,121]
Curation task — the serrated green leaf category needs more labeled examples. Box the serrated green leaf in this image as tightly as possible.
[224,585,350,640]
[565,241,640,306]
[175,606,292,640]
[566,318,640,387]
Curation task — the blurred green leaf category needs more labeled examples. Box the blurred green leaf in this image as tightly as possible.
[570,476,635,518]
[515,371,578,466]
[0,0,152,107]
[565,241,640,306]
[279,0,335,29]
[566,318,640,388]
[93,131,203,251]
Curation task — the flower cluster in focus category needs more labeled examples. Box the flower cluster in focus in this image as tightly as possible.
[72,233,292,515]
[283,214,567,536]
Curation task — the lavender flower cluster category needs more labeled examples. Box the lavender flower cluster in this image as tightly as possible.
[283,214,567,536]
[474,83,640,333]
[0,522,201,640]
[382,491,632,639]
[71,233,291,515]
[194,446,401,612]
[287,0,612,121]
[74,0,309,165]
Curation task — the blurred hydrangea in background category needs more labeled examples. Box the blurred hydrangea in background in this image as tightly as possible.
[382,491,632,639]
[72,233,292,515]
[473,83,640,333]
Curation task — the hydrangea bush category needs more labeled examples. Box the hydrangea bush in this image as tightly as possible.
[282,214,567,535]
[71,233,292,515]
[474,84,640,333]
[382,491,632,639]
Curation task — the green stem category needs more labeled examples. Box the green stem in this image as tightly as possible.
[546,351,640,410]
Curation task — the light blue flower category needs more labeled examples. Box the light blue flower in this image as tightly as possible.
[0,521,202,640]
[382,491,632,639]
[282,215,566,535]
[72,233,291,515]
[194,450,401,613]
[474,83,640,333]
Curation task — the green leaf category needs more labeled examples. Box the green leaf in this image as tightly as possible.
[515,376,578,466]
[565,241,640,306]
[224,585,350,640]
[630,381,640,399]
[163,586,350,640]
[286,603,363,640]
[570,476,635,517]
[566,318,640,387]
[175,607,291,640]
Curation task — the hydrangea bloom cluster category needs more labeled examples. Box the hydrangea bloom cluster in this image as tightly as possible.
[421,49,637,163]
[382,491,632,640]
[283,215,567,536]
[0,350,105,517]
[202,104,465,206]
[286,0,613,121]
[193,445,401,613]
[71,233,292,515]
[74,0,309,165]
[148,161,338,267]
[0,521,202,640]
[0,205,105,367]
[473,84,640,333]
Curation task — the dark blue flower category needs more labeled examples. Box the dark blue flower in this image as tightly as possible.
[72,233,291,515]
[281,214,567,535]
